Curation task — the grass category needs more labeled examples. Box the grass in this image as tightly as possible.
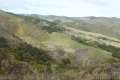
[46,32,89,49]
[0,10,119,80]
[44,32,112,61]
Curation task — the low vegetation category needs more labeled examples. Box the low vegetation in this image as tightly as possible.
[0,10,120,80]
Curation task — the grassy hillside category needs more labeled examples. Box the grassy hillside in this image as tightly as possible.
[39,16,120,39]
[0,10,120,80]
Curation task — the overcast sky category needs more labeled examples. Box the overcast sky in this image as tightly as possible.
[0,0,120,17]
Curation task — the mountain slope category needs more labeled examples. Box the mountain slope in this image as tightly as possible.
[0,10,120,80]
[39,15,120,39]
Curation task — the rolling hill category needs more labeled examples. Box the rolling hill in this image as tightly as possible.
[0,10,120,80]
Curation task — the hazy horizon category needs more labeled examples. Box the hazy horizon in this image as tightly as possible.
[0,0,120,17]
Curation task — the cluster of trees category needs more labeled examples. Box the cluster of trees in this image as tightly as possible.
[22,16,65,33]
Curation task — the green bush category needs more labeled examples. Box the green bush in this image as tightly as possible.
[11,43,52,65]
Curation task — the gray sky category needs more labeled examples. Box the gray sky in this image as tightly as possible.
[0,0,120,17]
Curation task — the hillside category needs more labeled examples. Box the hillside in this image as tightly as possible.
[39,15,120,39]
[0,10,120,80]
